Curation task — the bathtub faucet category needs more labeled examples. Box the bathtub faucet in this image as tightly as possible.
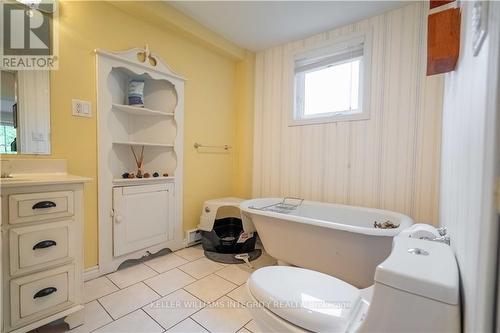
[431,227,450,245]
[432,235,451,245]
[436,227,447,236]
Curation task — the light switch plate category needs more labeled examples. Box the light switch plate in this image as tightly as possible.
[72,99,92,117]
[31,132,45,142]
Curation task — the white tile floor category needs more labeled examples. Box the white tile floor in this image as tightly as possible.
[33,245,277,333]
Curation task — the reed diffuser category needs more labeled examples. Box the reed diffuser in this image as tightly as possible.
[130,145,145,178]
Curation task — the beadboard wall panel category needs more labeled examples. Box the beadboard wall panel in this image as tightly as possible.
[253,3,443,224]
[440,2,500,331]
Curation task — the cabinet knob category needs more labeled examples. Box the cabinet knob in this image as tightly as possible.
[115,215,123,223]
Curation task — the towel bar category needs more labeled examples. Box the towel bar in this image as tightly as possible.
[193,142,232,150]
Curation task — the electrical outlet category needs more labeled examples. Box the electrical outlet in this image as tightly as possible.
[72,99,92,118]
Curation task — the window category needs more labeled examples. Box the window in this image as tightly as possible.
[292,33,370,125]
[0,124,16,153]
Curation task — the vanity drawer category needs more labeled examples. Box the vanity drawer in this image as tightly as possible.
[10,265,75,327]
[10,221,73,276]
[9,191,74,224]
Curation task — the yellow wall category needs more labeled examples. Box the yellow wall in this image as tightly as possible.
[1,1,255,268]
[233,52,255,198]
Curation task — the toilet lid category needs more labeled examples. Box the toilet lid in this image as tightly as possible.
[248,266,362,333]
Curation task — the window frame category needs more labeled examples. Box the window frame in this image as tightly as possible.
[290,31,372,126]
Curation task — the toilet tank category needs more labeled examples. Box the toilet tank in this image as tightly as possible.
[356,237,460,333]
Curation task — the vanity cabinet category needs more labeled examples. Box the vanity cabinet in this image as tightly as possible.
[0,181,86,333]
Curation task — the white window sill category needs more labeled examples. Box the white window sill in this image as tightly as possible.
[288,112,370,126]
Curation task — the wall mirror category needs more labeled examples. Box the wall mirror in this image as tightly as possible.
[0,70,51,154]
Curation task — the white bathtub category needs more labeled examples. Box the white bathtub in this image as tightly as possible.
[240,198,413,288]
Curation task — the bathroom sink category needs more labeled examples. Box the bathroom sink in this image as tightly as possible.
[0,177,32,182]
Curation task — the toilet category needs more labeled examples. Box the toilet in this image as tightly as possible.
[246,237,460,332]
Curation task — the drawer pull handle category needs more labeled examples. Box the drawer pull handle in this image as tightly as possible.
[32,201,57,210]
[33,287,57,299]
[33,240,57,250]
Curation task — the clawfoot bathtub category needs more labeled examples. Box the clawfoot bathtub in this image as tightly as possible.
[240,198,413,288]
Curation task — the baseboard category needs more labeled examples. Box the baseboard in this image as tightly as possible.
[83,265,101,281]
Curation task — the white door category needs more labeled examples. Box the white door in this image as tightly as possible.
[112,183,173,257]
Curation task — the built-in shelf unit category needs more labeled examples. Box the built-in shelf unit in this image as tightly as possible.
[112,176,175,186]
[112,103,175,117]
[96,47,185,274]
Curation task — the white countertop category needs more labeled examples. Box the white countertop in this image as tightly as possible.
[0,173,92,188]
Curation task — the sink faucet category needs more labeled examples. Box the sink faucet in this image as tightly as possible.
[1,161,13,178]
[432,235,451,245]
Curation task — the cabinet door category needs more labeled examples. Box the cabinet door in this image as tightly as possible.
[112,184,172,257]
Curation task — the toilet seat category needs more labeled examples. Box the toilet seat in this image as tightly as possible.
[247,266,362,332]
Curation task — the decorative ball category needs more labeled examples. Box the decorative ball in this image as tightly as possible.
[122,172,129,179]
[127,173,135,179]
[163,173,169,177]
[153,172,159,178]
[144,172,151,178]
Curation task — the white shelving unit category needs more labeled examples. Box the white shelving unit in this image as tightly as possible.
[96,47,185,275]
[112,103,175,117]
[112,141,175,148]
[112,176,175,186]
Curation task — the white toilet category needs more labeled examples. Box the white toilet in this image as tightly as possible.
[246,237,460,332]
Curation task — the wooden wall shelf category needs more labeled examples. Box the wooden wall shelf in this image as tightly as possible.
[427,7,461,76]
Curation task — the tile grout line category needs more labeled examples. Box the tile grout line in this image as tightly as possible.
[143,280,163,298]
[89,298,117,332]
[144,261,190,276]
[96,282,161,323]
[187,290,235,332]
[104,272,129,290]
[141,307,170,332]
[98,280,150,298]
[103,274,121,290]
[88,249,255,333]
[178,265,225,280]
[181,287,211,308]
[243,319,255,333]
[142,252,191,274]
[94,262,209,331]
[235,321,253,333]
[152,289,208,332]
[83,275,121,304]
[189,315,213,333]
[213,270,249,286]
[96,298,114,320]
[106,264,159,289]
[181,276,239,306]
[40,247,262,333]
[198,294,252,333]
